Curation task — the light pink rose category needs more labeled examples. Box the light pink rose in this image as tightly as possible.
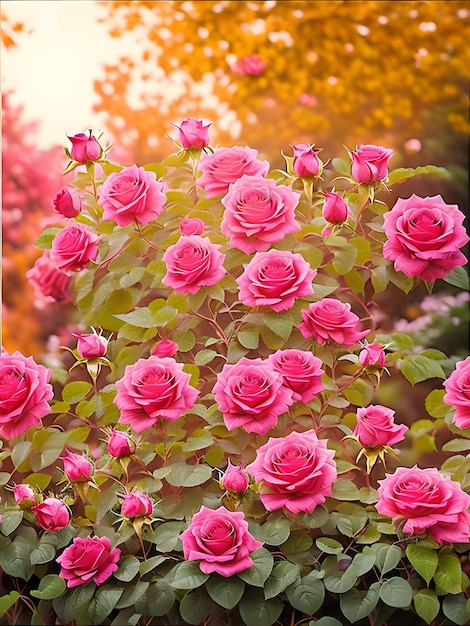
[291,143,321,177]
[231,54,266,76]
[197,146,269,198]
[377,465,470,544]
[213,357,294,434]
[322,192,350,224]
[26,251,71,302]
[121,491,153,518]
[443,356,470,430]
[382,194,469,282]
[32,498,70,532]
[50,222,99,274]
[358,339,386,367]
[179,217,205,236]
[173,118,212,149]
[67,129,102,163]
[13,484,36,507]
[299,298,370,346]
[222,461,249,492]
[52,187,83,218]
[114,356,200,432]
[246,430,337,514]
[349,144,393,183]
[180,505,263,577]
[57,535,121,588]
[107,428,136,458]
[221,174,301,254]
[353,405,408,447]
[151,339,178,358]
[0,350,53,439]
[267,349,324,404]
[72,332,107,359]
[161,235,226,294]
[236,249,316,312]
[60,450,92,483]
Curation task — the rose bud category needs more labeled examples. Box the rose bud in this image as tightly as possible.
[151,339,178,358]
[173,118,212,150]
[107,428,136,458]
[72,332,107,359]
[121,491,153,518]
[179,217,205,236]
[349,144,393,183]
[322,192,350,224]
[67,129,102,163]
[60,450,92,483]
[31,498,70,532]
[221,461,249,492]
[291,143,322,177]
[13,484,36,507]
[359,339,386,367]
[52,188,83,218]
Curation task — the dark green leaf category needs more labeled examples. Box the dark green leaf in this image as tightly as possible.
[340,582,380,623]
[114,555,140,582]
[179,588,215,626]
[31,575,67,600]
[443,265,469,290]
[239,588,283,626]
[167,560,209,589]
[237,548,274,587]
[206,573,245,609]
[285,573,325,614]
[442,593,470,626]
[89,586,124,625]
[263,562,300,599]
[135,581,175,617]
[379,577,412,608]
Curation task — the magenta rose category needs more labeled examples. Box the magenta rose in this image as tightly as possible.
[179,217,205,236]
[231,54,266,76]
[72,332,107,359]
[13,484,36,507]
[67,129,102,163]
[97,165,168,227]
[26,251,71,302]
[114,356,200,432]
[299,298,370,346]
[246,430,337,514]
[353,405,408,447]
[121,491,153,518]
[291,143,322,177]
[236,249,316,312]
[322,192,350,224]
[151,339,178,358]
[382,194,469,282]
[349,144,393,183]
[358,339,386,367]
[107,428,136,458]
[197,146,269,197]
[443,356,470,430]
[0,350,53,439]
[60,450,92,483]
[221,174,301,254]
[32,498,70,532]
[57,535,121,588]
[180,505,263,577]
[267,349,324,404]
[377,465,470,544]
[52,187,83,218]
[221,461,249,492]
[213,357,294,434]
[173,118,212,149]
[161,235,226,294]
[50,222,99,274]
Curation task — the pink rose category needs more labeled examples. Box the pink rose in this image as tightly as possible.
[32,498,70,532]
[231,54,266,76]
[26,251,71,302]
[121,491,153,518]
[50,222,99,274]
[299,298,370,346]
[246,430,337,514]
[151,339,178,358]
[377,465,470,544]
[358,339,386,367]
[353,405,408,447]
[197,146,269,198]
[97,165,168,227]
[13,484,36,507]
[0,350,53,439]
[236,249,316,312]
[443,356,470,430]
[267,349,324,403]
[382,194,469,282]
[173,118,212,149]
[180,505,263,577]
[114,356,200,432]
[222,461,249,492]
[67,129,102,163]
[291,143,322,177]
[107,428,136,458]
[57,535,121,588]
[349,144,393,183]
[52,187,83,218]
[60,450,92,483]
[161,235,226,294]
[322,192,350,224]
[221,174,301,254]
[72,332,107,359]
[179,217,205,236]
[213,357,294,435]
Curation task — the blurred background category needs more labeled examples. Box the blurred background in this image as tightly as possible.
[2,0,469,360]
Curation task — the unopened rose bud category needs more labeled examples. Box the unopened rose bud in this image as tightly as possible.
[291,143,322,177]
[359,339,386,367]
[349,144,393,183]
[52,188,83,218]
[322,192,349,224]
[72,332,107,359]
[31,498,70,532]
[179,217,205,236]
[173,118,212,150]
[221,461,249,492]
[107,428,136,458]
[121,491,153,518]
[13,484,36,507]
[67,129,102,163]
[151,339,178,358]
[60,450,92,483]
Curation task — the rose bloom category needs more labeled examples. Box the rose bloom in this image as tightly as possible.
[443,356,470,430]
[349,144,393,183]
[52,187,83,218]
[0,350,53,439]
[377,465,470,544]
[26,251,71,302]
[107,428,136,458]
[121,491,153,518]
[114,356,200,432]
[97,164,168,227]
[246,430,337,514]
[31,498,70,532]
[57,535,121,588]
[267,349,324,404]
[358,339,386,367]
[221,174,301,254]
[299,298,370,346]
[222,461,249,492]
[50,222,99,274]
[322,192,350,224]
[72,332,107,359]
[179,217,205,236]
[161,235,226,294]
[197,146,269,198]
[13,484,36,507]
[173,118,212,149]
[231,54,266,76]
[213,357,294,435]
[291,143,321,177]
[382,194,469,282]
[68,129,102,163]
[353,405,408,447]
[180,505,263,577]
[151,339,178,358]
[236,249,316,312]
[60,450,92,482]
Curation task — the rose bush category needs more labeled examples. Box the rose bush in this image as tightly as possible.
[0,121,469,626]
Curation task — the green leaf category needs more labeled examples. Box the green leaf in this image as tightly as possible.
[167,560,209,589]
[387,165,448,185]
[151,521,186,552]
[425,388,451,419]
[397,354,446,386]
[62,381,93,404]
[194,349,218,366]
[165,462,213,487]
[285,572,325,614]
[264,312,293,340]
[11,440,33,471]
[113,555,140,582]
[263,561,300,599]
[30,540,56,565]
[315,537,344,555]
[179,588,215,626]
[113,307,154,328]
[237,548,274,587]
[206,573,245,609]
[364,544,402,576]
[135,581,175,617]
[434,554,463,594]
[114,581,149,609]
[331,243,358,275]
[314,619,343,626]
[442,438,470,452]
[0,591,20,618]
[331,479,361,502]
[89,586,124,625]
[34,227,61,249]
[348,553,376,577]
[0,510,24,536]
[138,554,167,577]
[379,577,412,608]
[238,328,260,350]
[31,575,67,600]
[62,582,96,622]
[239,588,283,626]
[371,263,389,293]
[443,264,469,290]
[339,582,380,623]
[413,589,440,625]
[442,593,470,626]
[259,514,291,545]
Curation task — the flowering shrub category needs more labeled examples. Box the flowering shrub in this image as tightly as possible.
[0,122,469,626]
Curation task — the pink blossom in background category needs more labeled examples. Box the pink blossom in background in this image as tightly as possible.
[222,461,249,492]
[107,428,136,458]
[121,491,153,518]
[349,144,393,183]
[382,194,469,282]
[57,536,121,587]
[231,54,266,76]
[180,505,263,577]
[377,465,470,544]
[50,222,99,274]
[267,349,324,404]
[26,251,71,302]
[179,217,205,236]
[13,484,36,507]
[404,138,422,153]
[60,450,92,483]
[246,430,337,514]
[52,187,83,218]
[299,93,318,107]
[173,118,212,149]
[443,356,470,430]
[221,174,301,254]
[299,298,370,346]
[322,192,350,224]
[67,129,102,163]
[353,405,408,447]
[197,146,269,197]
[151,339,178,358]
[32,498,70,532]
[72,332,107,359]
[291,143,322,177]
[358,339,386,367]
